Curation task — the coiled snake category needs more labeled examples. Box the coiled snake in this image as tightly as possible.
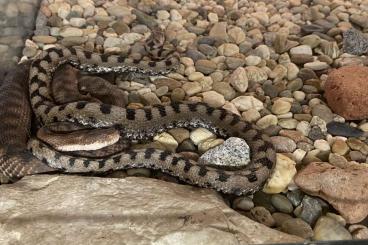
[1,33,276,196]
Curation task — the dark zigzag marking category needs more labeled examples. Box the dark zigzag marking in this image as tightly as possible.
[144,148,155,159]
[126,108,136,120]
[100,104,112,114]
[217,171,230,182]
[144,108,153,121]
[154,104,167,117]
[183,160,192,172]
[159,150,171,161]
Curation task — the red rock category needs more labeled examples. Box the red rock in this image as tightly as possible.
[294,162,368,224]
[325,66,368,120]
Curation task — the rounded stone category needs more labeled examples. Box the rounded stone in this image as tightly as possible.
[202,91,225,108]
[190,128,216,145]
[271,194,294,214]
[281,218,314,239]
[272,100,291,115]
[314,139,331,152]
[325,66,368,120]
[182,82,202,96]
[230,67,248,93]
[195,60,217,75]
[270,136,296,153]
[313,216,352,241]
[153,132,178,152]
[218,43,239,56]
[250,206,275,227]
[256,115,278,129]
[232,196,254,211]
[231,96,264,112]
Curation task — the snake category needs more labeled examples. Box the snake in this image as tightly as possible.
[22,44,276,196]
[0,62,56,183]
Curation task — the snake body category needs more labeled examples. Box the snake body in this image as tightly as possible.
[0,62,55,182]
[25,46,276,195]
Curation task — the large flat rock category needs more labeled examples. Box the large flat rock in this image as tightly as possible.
[0,175,303,244]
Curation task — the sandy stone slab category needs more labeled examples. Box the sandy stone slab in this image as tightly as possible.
[0,175,303,245]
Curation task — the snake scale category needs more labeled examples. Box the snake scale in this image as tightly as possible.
[22,46,277,195]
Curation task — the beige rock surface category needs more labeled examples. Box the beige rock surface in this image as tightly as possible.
[0,175,303,244]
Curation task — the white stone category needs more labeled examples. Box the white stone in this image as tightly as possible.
[59,27,83,37]
[120,33,143,45]
[231,96,264,111]
[218,43,239,56]
[290,45,313,56]
[69,18,86,27]
[245,55,262,66]
[314,139,331,152]
[103,37,122,48]
[230,67,248,93]
[296,121,311,136]
[293,149,306,163]
[157,10,170,20]
[208,13,219,23]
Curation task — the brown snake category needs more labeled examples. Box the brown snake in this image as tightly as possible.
[0,26,276,195]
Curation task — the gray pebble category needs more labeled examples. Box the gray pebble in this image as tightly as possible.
[177,139,196,152]
[286,189,304,207]
[349,151,366,162]
[271,194,294,214]
[270,136,296,153]
[186,49,206,62]
[308,127,325,141]
[343,28,368,55]
[327,121,364,138]
[312,104,333,123]
[295,195,322,226]
[198,44,217,57]
[232,196,254,211]
[253,191,276,213]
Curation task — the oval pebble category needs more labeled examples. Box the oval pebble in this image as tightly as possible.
[271,194,294,214]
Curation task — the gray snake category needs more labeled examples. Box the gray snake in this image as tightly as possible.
[22,46,277,195]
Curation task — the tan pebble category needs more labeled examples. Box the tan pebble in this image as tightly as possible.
[332,139,349,155]
[188,71,204,81]
[256,115,278,129]
[231,96,264,111]
[272,99,291,115]
[182,82,202,96]
[198,138,224,153]
[202,91,225,108]
[154,132,178,152]
[190,128,216,145]
[242,108,261,122]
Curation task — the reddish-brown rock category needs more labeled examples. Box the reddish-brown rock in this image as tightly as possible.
[294,162,368,224]
[325,66,368,120]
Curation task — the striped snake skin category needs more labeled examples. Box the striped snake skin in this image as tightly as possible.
[0,62,56,183]
[25,46,276,195]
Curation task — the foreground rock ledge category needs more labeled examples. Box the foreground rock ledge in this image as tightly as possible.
[0,175,303,244]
